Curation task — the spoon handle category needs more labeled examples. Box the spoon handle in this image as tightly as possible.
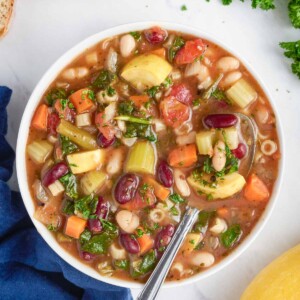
[137,207,199,300]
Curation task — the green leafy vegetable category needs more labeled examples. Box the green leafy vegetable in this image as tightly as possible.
[101,219,118,235]
[46,88,67,106]
[47,224,57,231]
[221,0,275,10]
[130,31,141,41]
[169,36,185,62]
[181,4,187,11]
[79,229,92,245]
[124,122,156,142]
[118,100,135,115]
[280,41,300,79]
[220,224,242,248]
[59,173,78,199]
[146,86,160,98]
[106,86,116,96]
[169,193,185,204]
[92,69,115,89]
[288,0,300,28]
[81,232,116,254]
[131,250,157,278]
[193,210,216,233]
[74,195,98,219]
[114,259,130,270]
[60,135,78,155]
[170,206,179,216]
[63,200,75,215]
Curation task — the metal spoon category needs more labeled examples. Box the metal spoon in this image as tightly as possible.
[137,207,199,300]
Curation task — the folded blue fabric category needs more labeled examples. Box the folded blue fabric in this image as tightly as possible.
[0,86,132,300]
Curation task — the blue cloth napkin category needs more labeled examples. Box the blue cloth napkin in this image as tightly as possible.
[0,86,132,300]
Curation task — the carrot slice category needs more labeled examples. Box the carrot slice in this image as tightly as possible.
[168,144,197,168]
[136,227,154,255]
[151,48,166,58]
[129,95,149,107]
[244,174,270,202]
[64,215,87,239]
[69,88,94,113]
[144,177,170,201]
[31,104,48,131]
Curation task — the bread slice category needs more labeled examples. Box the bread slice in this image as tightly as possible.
[0,0,14,37]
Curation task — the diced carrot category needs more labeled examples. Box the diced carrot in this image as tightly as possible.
[168,144,197,168]
[151,48,166,58]
[136,227,154,255]
[69,88,94,113]
[120,189,156,210]
[31,104,48,131]
[144,177,170,201]
[244,174,270,202]
[217,207,229,219]
[129,95,150,107]
[64,215,87,239]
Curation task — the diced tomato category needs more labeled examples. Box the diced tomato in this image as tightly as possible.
[95,112,115,141]
[175,39,207,65]
[169,83,193,105]
[144,27,167,45]
[120,189,156,210]
[160,97,190,128]
[47,113,60,135]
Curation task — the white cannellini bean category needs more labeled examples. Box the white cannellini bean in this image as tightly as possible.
[61,68,76,80]
[221,71,242,88]
[261,140,278,156]
[174,169,190,197]
[121,136,137,147]
[106,148,124,175]
[174,122,193,136]
[184,60,201,77]
[109,243,127,260]
[176,131,196,146]
[105,47,118,73]
[255,106,269,124]
[212,140,226,172]
[86,51,98,65]
[216,56,240,73]
[104,102,117,120]
[189,251,215,268]
[198,76,213,90]
[55,82,69,89]
[47,134,58,144]
[75,67,89,79]
[203,57,212,67]
[197,64,210,82]
[208,236,220,250]
[149,208,166,223]
[96,90,119,104]
[209,218,228,235]
[120,34,136,57]
[116,210,139,233]
[153,119,166,133]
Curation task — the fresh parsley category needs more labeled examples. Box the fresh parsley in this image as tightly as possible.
[280,40,300,79]
[288,0,300,29]
[92,69,115,89]
[130,31,142,41]
[59,173,78,199]
[169,36,185,62]
[169,193,185,204]
[46,88,67,106]
[60,135,78,155]
[74,195,98,219]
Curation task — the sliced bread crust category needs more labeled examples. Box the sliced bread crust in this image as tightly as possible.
[0,0,14,37]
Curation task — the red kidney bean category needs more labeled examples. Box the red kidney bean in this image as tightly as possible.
[157,161,173,188]
[232,143,247,159]
[81,251,95,261]
[204,114,238,128]
[95,196,109,219]
[144,27,167,44]
[114,174,139,204]
[42,162,69,187]
[47,113,60,135]
[97,132,116,148]
[120,233,140,254]
[88,219,102,233]
[155,224,175,252]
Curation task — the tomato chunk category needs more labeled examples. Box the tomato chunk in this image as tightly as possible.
[160,97,190,128]
[95,112,115,141]
[120,189,156,210]
[175,39,207,65]
[169,83,193,105]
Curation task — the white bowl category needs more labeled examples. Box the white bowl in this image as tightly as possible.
[16,22,284,289]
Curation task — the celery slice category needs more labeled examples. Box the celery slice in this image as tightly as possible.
[196,131,216,156]
[57,119,97,150]
[125,141,156,175]
[27,140,53,164]
[218,127,239,150]
[80,170,107,195]
[225,79,257,108]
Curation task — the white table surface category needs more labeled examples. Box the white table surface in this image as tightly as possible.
[1,0,300,299]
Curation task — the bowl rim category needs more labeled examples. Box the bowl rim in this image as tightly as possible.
[16,21,285,290]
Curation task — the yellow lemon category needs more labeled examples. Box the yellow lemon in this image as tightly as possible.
[241,244,300,300]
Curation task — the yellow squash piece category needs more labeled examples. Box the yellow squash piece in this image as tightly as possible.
[67,149,105,174]
[241,244,300,300]
[81,170,107,195]
[121,54,172,91]
[125,141,156,175]
[187,172,246,200]
[181,233,203,256]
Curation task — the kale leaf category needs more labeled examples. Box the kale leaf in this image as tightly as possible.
[74,195,98,219]
[46,88,67,106]
[92,69,115,89]
[60,135,78,155]
[59,173,78,199]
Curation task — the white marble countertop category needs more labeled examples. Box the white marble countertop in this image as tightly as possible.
[1,0,300,299]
